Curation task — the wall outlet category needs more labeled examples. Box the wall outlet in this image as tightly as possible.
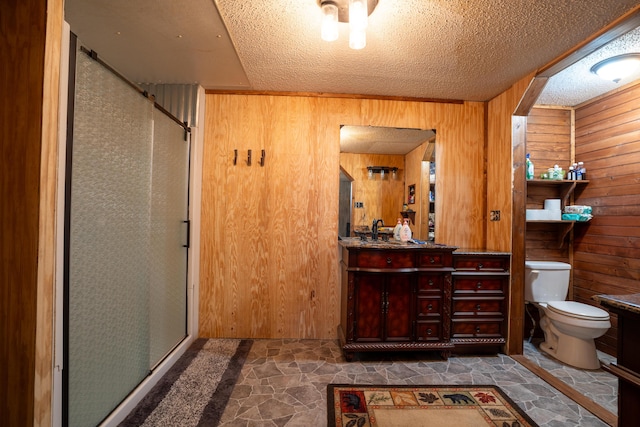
[490,210,501,221]
[354,201,364,208]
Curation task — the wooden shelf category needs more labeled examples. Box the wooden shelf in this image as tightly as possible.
[527,179,588,208]
[526,180,589,248]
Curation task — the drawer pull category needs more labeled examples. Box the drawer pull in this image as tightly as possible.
[475,326,481,333]
[476,304,482,311]
[387,257,392,264]
[426,328,433,335]
[430,257,435,264]
[428,279,434,286]
[477,263,483,270]
[428,304,433,311]
[476,282,483,289]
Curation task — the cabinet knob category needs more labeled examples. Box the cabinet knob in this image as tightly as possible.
[427,328,433,335]
[428,279,434,286]
[386,257,392,264]
[476,304,482,311]
[477,263,483,270]
[476,282,483,289]
[428,304,433,311]
[429,257,435,264]
[476,326,481,333]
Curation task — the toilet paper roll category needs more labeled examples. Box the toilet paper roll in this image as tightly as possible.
[546,209,562,221]
[544,199,561,210]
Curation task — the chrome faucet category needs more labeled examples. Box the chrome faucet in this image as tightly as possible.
[371,219,384,240]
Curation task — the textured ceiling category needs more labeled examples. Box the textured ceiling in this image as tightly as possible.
[64,1,640,104]
[340,126,436,155]
[537,26,640,107]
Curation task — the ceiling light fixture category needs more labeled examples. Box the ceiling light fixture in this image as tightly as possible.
[319,0,378,50]
[590,53,640,83]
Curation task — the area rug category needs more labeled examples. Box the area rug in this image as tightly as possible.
[327,384,538,427]
[119,338,252,427]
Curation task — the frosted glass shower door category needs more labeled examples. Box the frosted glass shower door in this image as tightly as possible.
[66,46,189,426]
[149,112,189,367]
[68,50,153,427]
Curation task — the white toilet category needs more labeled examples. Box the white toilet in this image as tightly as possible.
[525,260,610,370]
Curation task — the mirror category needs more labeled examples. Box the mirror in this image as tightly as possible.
[339,125,436,241]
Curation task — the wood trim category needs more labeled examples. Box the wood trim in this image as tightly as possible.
[513,355,617,427]
[513,77,548,117]
[508,117,527,355]
[536,5,640,78]
[34,0,63,425]
[204,89,464,104]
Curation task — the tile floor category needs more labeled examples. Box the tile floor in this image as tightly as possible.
[218,339,617,426]
[523,338,618,415]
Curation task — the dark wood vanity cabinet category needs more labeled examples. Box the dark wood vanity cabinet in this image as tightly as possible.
[339,245,455,361]
[339,241,510,360]
[451,253,510,351]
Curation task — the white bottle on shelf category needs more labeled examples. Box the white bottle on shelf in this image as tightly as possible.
[400,218,412,242]
[393,218,402,240]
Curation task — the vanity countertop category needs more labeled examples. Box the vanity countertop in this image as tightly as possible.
[338,237,456,250]
[593,293,640,315]
[453,248,511,256]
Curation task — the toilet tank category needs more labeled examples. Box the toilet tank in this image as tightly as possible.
[525,261,571,302]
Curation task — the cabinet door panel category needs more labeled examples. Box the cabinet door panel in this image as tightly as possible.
[385,274,412,341]
[354,275,384,341]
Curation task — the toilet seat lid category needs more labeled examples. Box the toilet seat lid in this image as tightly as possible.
[547,301,609,320]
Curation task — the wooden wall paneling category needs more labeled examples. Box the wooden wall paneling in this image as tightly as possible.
[487,71,536,355]
[340,153,405,230]
[200,95,487,339]
[526,107,572,175]
[405,141,428,239]
[574,82,640,356]
[524,108,573,265]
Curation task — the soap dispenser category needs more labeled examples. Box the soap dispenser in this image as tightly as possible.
[393,218,402,240]
[400,218,412,242]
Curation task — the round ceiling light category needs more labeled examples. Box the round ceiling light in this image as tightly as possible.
[590,53,640,83]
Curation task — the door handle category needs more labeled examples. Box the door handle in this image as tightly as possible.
[183,220,190,248]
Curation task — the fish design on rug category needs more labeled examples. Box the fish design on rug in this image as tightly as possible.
[443,393,474,404]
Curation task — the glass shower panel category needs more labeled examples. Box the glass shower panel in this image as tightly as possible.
[68,50,153,426]
[149,112,189,367]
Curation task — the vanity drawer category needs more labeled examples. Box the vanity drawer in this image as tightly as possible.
[417,251,448,268]
[416,321,442,341]
[451,319,503,338]
[452,277,505,294]
[452,298,504,317]
[417,274,444,292]
[453,255,509,272]
[416,296,442,318]
[355,250,415,268]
